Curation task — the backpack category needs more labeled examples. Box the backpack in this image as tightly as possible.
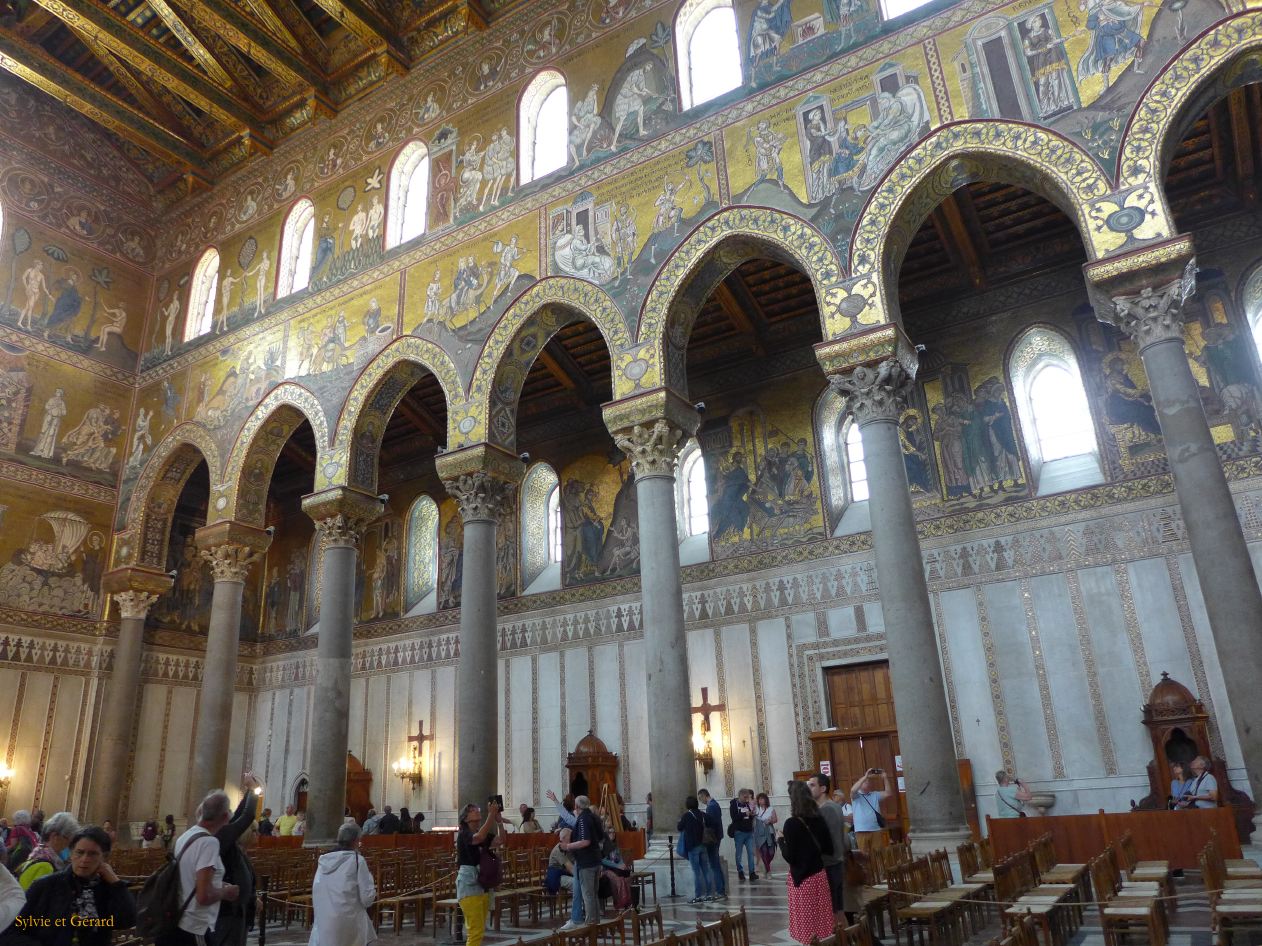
[135,829,204,937]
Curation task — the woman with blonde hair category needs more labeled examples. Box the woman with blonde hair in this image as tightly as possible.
[455,799,504,946]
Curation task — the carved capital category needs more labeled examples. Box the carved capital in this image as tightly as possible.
[302,487,385,549]
[1104,275,1192,350]
[113,590,160,621]
[1084,236,1197,351]
[194,520,271,583]
[200,543,265,582]
[443,471,514,523]
[829,358,916,425]
[613,419,687,478]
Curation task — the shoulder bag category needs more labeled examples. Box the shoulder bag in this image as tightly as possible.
[859,792,887,830]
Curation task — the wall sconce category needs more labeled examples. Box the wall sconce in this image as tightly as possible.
[0,764,13,789]
[692,730,714,775]
[392,752,423,787]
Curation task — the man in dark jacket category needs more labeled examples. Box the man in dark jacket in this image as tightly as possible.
[376,806,401,835]
[212,772,260,946]
[729,789,758,881]
[696,789,726,898]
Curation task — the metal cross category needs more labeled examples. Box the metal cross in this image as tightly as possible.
[408,719,433,755]
[690,687,726,734]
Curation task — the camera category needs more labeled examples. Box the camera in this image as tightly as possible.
[488,794,504,810]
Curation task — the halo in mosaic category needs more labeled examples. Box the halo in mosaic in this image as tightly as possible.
[331,335,462,493]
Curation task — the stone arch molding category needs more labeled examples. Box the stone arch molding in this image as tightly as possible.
[638,207,846,393]
[1119,10,1262,235]
[220,383,330,527]
[464,278,637,451]
[117,423,221,571]
[842,121,1131,339]
[329,335,461,493]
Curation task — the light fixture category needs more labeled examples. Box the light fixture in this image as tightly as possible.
[692,730,714,775]
[0,764,13,789]
[392,752,423,787]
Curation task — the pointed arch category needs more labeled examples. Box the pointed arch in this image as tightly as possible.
[638,207,845,394]
[1119,11,1262,226]
[221,384,329,527]
[465,277,635,451]
[840,121,1115,341]
[185,248,220,341]
[278,198,317,298]
[119,423,221,570]
[330,335,461,493]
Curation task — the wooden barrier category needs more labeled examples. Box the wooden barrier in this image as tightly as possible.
[987,806,1240,869]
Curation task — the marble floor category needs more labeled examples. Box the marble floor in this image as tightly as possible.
[251,848,1225,946]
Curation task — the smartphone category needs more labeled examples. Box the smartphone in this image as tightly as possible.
[492,794,505,810]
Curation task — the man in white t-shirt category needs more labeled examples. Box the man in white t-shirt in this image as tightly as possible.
[159,790,239,945]
[849,767,893,854]
[1180,755,1219,810]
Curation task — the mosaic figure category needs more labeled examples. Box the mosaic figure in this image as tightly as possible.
[31,388,66,459]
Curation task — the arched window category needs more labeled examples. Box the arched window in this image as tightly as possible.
[546,484,562,563]
[1245,265,1262,356]
[844,421,869,502]
[1010,327,1102,494]
[520,462,560,590]
[678,441,709,536]
[519,70,568,184]
[277,198,316,298]
[405,495,439,612]
[676,0,742,110]
[184,248,219,341]
[387,141,429,249]
[879,0,934,19]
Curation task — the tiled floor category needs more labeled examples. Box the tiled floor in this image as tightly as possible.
[253,848,1226,946]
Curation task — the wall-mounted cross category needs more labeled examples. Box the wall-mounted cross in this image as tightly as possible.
[691,687,726,734]
[408,719,433,756]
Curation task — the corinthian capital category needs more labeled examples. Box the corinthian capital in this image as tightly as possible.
[829,358,914,425]
[113,590,159,621]
[614,419,686,479]
[302,487,385,550]
[194,520,271,583]
[200,543,265,582]
[1105,276,1190,350]
[445,471,513,523]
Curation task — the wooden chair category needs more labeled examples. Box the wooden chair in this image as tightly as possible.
[1088,854,1166,946]
[631,868,658,906]
[957,841,994,886]
[1115,831,1174,906]
[890,859,963,946]
[1201,849,1262,945]
[1205,831,1262,885]
[995,856,1073,946]
[621,904,665,946]
[1029,835,1089,905]
[838,916,876,946]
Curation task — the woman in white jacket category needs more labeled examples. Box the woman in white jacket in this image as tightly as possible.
[0,860,24,931]
[309,822,377,946]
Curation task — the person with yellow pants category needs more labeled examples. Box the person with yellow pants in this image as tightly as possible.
[456,800,504,946]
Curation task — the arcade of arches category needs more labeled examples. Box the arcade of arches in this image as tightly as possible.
[1,0,1262,862]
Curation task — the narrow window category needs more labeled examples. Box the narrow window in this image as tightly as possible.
[184,248,220,341]
[682,446,710,536]
[278,199,316,297]
[387,141,430,248]
[676,0,742,110]
[546,484,563,563]
[520,70,568,184]
[1028,364,1096,461]
[405,495,439,611]
[845,421,869,502]
[879,0,934,19]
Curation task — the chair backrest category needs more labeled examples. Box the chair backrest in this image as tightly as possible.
[626,905,665,946]
[992,860,1021,906]
[885,863,915,907]
[1012,915,1039,946]
[978,837,994,869]
[928,849,953,888]
[957,841,980,879]
[1087,855,1114,905]
[1199,847,1225,900]
[1117,832,1138,872]
[719,908,750,946]
[838,916,875,946]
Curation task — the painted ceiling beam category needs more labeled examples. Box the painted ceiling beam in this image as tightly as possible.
[141,0,237,91]
[0,31,205,170]
[166,0,327,92]
[713,276,768,357]
[311,0,409,68]
[538,345,596,404]
[251,0,331,71]
[29,0,268,139]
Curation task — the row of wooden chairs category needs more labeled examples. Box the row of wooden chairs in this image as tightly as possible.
[811,915,878,946]
[511,906,748,946]
[1087,845,1169,946]
[995,841,1085,946]
[887,852,990,946]
[1200,830,1262,944]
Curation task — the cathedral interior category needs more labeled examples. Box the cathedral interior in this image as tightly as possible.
[1,0,1262,900]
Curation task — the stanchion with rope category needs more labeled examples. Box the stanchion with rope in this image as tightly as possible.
[667,834,678,899]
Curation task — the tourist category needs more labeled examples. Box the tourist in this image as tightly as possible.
[520,808,542,833]
[7,826,135,946]
[361,809,381,835]
[782,780,834,944]
[544,789,577,831]
[376,806,400,834]
[141,821,162,850]
[696,789,726,898]
[293,813,306,837]
[411,811,426,833]
[808,773,859,924]
[5,812,37,868]
[545,828,575,892]
[0,860,22,931]
[397,807,414,834]
[1167,762,1189,809]
[256,809,274,837]
[159,791,239,946]
[455,800,504,946]
[850,768,892,852]
[160,815,176,851]
[558,796,602,930]
[100,822,117,846]
[730,789,758,881]
[994,770,1032,818]
[275,805,298,836]
[1180,756,1219,809]
[754,792,778,877]
[309,823,375,946]
[16,812,80,891]
[211,772,260,946]
[676,796,715,904]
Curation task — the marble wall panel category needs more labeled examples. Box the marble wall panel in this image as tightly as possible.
[982,581,1051,782]
[1128,558,1197,694]
[537,651,564,805]
[937,587,1003,783]
[563,646,591,753]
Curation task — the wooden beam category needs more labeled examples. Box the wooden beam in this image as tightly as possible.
[1207,101,1229,183]
[167,0,325,90]
[68,25,193,140]
[537,344,596,404]
[280,438,315,470]
[1227,87,1256,203]
[394,393,443,437]
[30,0,268,139]
[723,269,772,335]
[711,277,768,356]
[937,193,985,289]
[0,31,206,169]
[311,0,408,68]
[141,0,237,91]
[251,0,330,70]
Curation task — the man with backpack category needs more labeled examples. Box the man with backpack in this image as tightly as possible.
[155,791,239,945]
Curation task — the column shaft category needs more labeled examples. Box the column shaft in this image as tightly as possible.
[859,415,965,836]
[305,543,356,843]
[456,517,498,807]
[634,472,696,815]
[92,615,147,823]
[189,576,245,806]
[1141,338,1262,801]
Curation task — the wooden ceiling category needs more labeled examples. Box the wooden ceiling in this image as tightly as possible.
[240,84,1262,504]
[0,0,504,194]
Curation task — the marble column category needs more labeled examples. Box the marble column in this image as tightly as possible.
[188,521,269,810]
[300,487,383,845]
[437,445,522,809]
[605,391,699,822]
[827,341,968,845]
[92,567,172,826]
[1087,240,1262,811]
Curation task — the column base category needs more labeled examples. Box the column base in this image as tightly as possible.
[1242,814,1262,869]
[909,827,974,881]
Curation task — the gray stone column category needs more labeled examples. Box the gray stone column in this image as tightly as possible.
[189,522,269,811]
[300,487,383,845]
[92,568,171,826]
[830,352,968,845]
[1088,242,1262,812]
[605,392,700,823]
[437,445,522,809]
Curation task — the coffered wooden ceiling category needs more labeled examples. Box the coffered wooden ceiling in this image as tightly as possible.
[0,0,503,194]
